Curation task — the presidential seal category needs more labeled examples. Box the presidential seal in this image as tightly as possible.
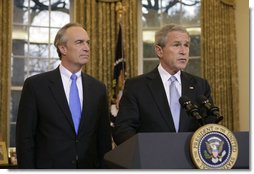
[190,124,238,169]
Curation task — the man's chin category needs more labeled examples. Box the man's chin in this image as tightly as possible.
[178,64,187,70]
[81,59,89,64]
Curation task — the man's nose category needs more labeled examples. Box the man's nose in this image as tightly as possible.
[82,43,89,51]
[179,45,187,54]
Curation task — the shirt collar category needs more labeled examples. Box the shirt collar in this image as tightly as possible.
[59,64,82,79]
[158,63,181,84]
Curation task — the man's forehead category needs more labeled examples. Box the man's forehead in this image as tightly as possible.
[168,31,189,37]
[167,31,189,40]
[66,27,89,39]
[66,26,86,33]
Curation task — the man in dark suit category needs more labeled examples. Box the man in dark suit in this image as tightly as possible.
[113,24,218,145]
[16,22,112,169]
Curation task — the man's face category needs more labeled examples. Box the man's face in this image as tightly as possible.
[60,26,90,71]
[155,31,190,75]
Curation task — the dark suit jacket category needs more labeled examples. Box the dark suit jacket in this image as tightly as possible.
[113,68,216,145]
[16,67,112,169]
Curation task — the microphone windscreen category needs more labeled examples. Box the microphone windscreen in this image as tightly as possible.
[179,96,189,105]
[197,95,208,104]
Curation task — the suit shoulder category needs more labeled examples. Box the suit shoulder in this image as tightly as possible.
[182,71,208,82]
[24,69,57,83]
[127,73,147,82]
[125,73,150,87]
[82,73,106,88]
[127,68,158,83]
[124,70,158,91]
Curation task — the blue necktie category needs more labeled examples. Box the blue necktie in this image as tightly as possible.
[69,74,81,134]
[169,76,180,132]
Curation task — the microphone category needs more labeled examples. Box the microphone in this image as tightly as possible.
[197,95,223,123]
[179,96,204,125]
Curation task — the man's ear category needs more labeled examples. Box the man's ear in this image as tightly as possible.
[155,45,163,58]
[58,45,67,56]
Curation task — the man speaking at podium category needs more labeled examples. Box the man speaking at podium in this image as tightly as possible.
[113,24,219,145]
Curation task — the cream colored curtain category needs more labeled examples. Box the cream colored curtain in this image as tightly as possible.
[0,0,12,142]
[73,0,138,100]
[201,0,239,130]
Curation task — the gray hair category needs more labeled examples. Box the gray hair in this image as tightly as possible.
[155,24,189,48]
[54,22,84,58]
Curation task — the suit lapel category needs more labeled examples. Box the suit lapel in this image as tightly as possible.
[181,72,197,100]
[146,69,176,131]
[48,68,75,130]
[78,73,91,132]
[179,71,197,131]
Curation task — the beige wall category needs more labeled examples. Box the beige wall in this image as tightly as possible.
[235,0,249,131]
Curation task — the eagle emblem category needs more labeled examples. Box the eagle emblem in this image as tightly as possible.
[204,136,226,163]
[190,124,238,169]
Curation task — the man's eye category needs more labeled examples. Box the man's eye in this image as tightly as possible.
[75,40,84,44]
[174,43,181,47]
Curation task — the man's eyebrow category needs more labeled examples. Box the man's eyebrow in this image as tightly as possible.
[75,39,90,43]
[172,40,190,43]
[75,39,85,43]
